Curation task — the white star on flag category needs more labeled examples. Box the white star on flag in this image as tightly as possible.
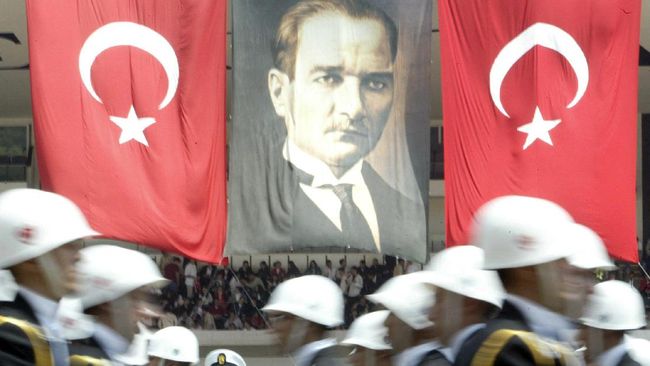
[516,107,561,150]
[109,105,156,146]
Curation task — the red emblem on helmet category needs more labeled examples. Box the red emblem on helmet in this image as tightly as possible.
[516,235,536,250]
[16,227,34,244]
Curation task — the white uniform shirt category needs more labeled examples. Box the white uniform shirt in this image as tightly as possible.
[292,338,338,366]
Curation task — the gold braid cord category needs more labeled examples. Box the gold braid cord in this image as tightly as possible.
[470,329,579,366]
[69,354,112,366]
[0,315,54,366]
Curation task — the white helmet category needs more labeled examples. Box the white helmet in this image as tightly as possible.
[341,310,391,351]
[76,245,168,309]
[580,280,646,330]
[205,349,247,366]
[0,189,99,268]
[366,273,434,330]
[471,195,575,269]
[148,326,199,364]
[419,246,505,308]
[262,275,344,327]
[566,224,616,270]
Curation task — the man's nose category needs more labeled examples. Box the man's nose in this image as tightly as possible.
[335,78,365,121]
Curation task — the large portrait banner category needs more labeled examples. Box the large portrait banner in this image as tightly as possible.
[227,0,431,262]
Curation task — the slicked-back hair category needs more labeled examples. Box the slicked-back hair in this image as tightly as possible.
[272,0,398,79]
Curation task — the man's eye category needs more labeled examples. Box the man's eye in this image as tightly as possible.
[366,80,386,90]
[315,75,342,85]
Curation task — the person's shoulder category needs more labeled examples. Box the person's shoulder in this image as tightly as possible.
[455,323,579,366]
[417,349,452,366]
[311,345,345,366]
[69,337,111,364]
[0,312,51,365]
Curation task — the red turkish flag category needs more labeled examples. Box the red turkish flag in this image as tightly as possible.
[27,0,227,262]
[440,0,641,261]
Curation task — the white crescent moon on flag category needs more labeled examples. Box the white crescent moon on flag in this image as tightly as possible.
[78,22,179,110]
[489,22,589,118]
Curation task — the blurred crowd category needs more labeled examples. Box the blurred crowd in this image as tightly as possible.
[155,253,650,333]
[156,255,428,330]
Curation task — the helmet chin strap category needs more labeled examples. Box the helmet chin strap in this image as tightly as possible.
[37,252,66,299]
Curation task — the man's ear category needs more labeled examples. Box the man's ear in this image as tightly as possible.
[268,68,291,118]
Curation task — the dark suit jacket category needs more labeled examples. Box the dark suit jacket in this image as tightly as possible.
[69,337,111,365]
[228,137,427,260]
[290,161,424,257]
[0,295,53,366]
[453,300,580,366]
[228,138,426,259]
[616,352,642,366]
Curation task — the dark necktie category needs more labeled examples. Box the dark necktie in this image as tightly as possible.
[328,184,375,250]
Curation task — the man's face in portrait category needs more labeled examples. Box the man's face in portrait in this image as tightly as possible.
[270,11,395,176]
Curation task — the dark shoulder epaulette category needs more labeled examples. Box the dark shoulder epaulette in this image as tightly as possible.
[0,315,54,366]
[69,354,112,366]
[470,329,579,366]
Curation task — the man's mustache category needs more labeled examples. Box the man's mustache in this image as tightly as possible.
[325,118,369,135]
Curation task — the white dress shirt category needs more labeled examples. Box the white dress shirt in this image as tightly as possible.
[292,337,338,366]
[93,322,129,360]
[284,140,380,250]
[19,287,70,365]
[507,294,575,342]
[595,338,628,366]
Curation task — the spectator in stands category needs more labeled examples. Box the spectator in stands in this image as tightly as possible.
[287,260,302,278]
[229,271,243,295]
[271,261,287,281]
[305,260,322,275]
[324,259,336,281]
[238,260,253,279]
[358,260,369,278]
[225,311,244,330]
[199,287,213,307]
[342,266,364,325]
[405,260,419,273]
[244,272,266,293]
[339,258,348,274]
[163,257,182,285]
[184,259,198,298]
[352,297,371,321]
[198,264,215,289]
[257,260,271,286]
[393,258,405,276]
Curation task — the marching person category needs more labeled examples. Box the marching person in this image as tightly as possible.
[565,223,617,319]
[262,275,344,366]
[340,310,392,366]
[147,326,199,366]
[454,195,582,366]
[366,272,438,365]
[204,349,246,366]
[417,245,505,365]
[66,245,167,364]
[0,188,99,365]
[580,280,648,366]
